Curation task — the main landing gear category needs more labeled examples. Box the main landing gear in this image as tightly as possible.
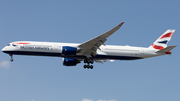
[84,59,94,69]
[9,54,13,62]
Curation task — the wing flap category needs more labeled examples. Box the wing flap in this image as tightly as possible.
[95,59,115,64]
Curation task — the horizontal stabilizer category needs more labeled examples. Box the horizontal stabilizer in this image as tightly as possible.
[156,45,177,53]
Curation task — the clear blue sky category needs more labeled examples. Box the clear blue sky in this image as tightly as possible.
[0,0,180,101]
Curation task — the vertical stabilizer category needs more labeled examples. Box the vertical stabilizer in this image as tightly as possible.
[149,29,175,50]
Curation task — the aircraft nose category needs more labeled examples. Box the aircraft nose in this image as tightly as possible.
[2,46,12,54]
[2,47,6,53]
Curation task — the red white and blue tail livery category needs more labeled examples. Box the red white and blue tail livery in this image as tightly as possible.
[149,29,175,50]
[2,22,177,69]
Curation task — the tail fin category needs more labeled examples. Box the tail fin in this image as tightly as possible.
[148,29,175,50]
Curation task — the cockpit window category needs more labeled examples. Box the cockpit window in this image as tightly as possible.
[7,44,11,46]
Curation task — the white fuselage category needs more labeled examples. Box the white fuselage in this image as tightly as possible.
[2,41,164,61]
[1,22,175,68]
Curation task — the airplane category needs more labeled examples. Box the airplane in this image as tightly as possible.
[2,22,177,69]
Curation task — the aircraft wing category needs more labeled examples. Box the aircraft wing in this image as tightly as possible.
[78,22,125,57]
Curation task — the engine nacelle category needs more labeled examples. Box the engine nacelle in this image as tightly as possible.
[63,58,80,66]
[62,46,77,55]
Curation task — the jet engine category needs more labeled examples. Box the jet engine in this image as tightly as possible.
[62,46,77,55]
[63,58,80,66]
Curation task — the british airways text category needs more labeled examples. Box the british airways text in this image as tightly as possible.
[20,46,52,50]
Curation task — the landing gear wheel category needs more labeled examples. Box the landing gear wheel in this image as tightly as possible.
[10,59,13,62]
[90,61,94,64]
[84,60,87,63]
[90,65,93,69]
[84,58,94,69]
[84,65,87,69]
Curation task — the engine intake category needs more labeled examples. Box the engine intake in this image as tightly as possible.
[63,58,80,66]
[62,46,77,55]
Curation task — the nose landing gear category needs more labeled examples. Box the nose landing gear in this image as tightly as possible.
[9,54,13,62]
